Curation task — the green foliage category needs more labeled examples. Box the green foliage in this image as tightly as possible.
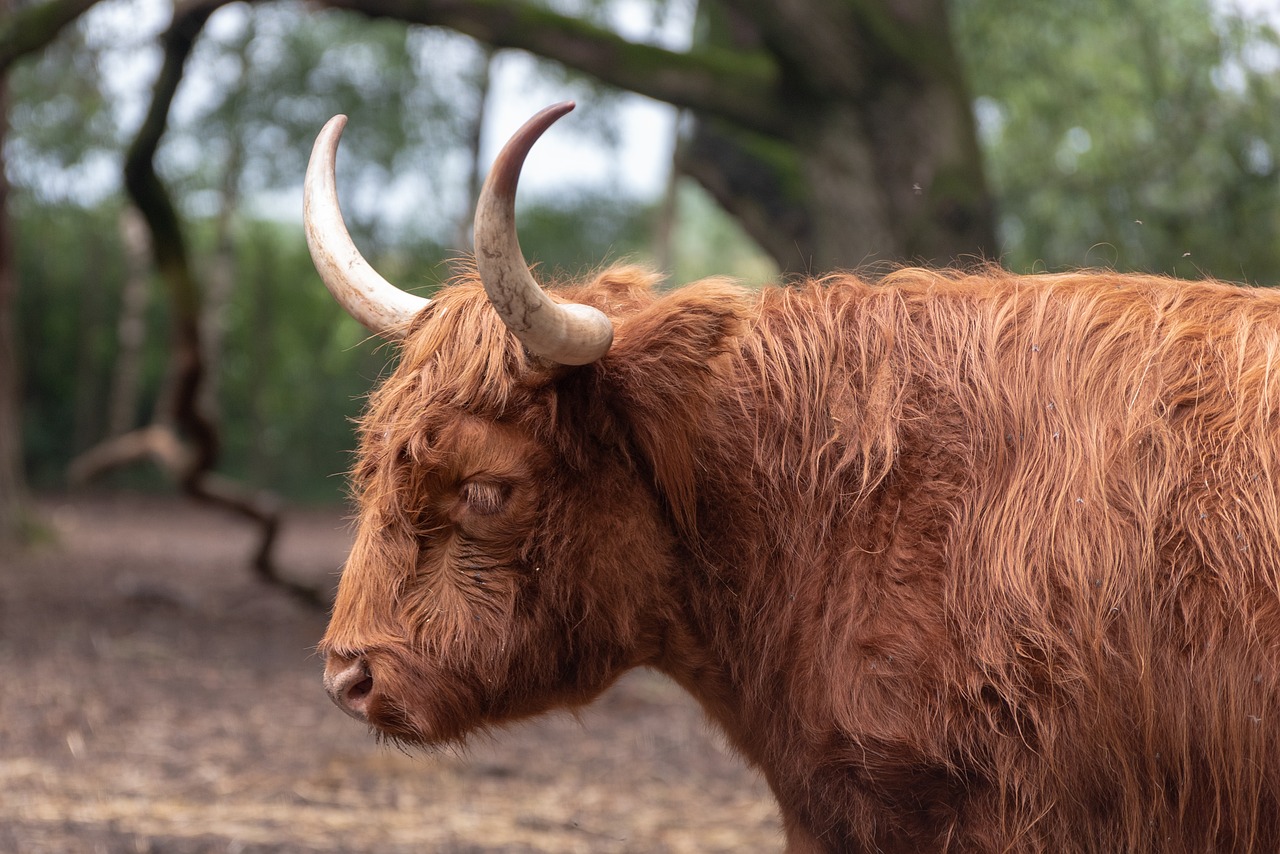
[173,4,486,246]
[668,181,777,287]
[14,198,423,502]
[7,7,119,205]
[951,0,1280,282]
[203,217,402,502]
[517,189,656,280]
[14,202,141,485]
[8,0,681,504]
[13,0,1280,511]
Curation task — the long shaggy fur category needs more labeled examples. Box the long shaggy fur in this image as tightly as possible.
[322,263,1280,852]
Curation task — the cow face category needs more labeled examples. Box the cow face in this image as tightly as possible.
[317,294,708,742]
[307,104,742,746]
[324,428,559,744]
[313,263,696,741]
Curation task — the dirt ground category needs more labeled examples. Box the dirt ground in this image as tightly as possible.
[0,494,782,853]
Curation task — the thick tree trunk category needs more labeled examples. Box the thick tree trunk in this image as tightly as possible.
[680,0,993,274]
[326,0,995,276]
[681,97,991,274]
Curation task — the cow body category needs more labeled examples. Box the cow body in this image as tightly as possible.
[321,264,1280,852]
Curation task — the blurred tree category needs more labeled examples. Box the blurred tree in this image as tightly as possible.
[1,0,107,544]
[952,0,1280,281]
[0,0,103,75]
[319,0,997,273]
[67,0,328,604]
[12,9,150,490]
[107,207,152,439]
[199,13,255,422]
[9,1,473,509]
[0,14,20,545]
[8,0,1280,551]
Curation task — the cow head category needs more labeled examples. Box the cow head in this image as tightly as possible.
[308,103,742,745]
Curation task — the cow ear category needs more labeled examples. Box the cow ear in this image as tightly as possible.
[603,279,745,532]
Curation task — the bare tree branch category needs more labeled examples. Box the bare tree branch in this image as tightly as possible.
[122,0,227,477]
[85,0,326,608]
[69,424,193,484]
[317,0,788,138]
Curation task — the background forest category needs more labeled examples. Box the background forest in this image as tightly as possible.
[4,0,1280,523]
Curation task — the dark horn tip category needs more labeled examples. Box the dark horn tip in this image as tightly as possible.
[484,102,577,201]
[526,101,576,134]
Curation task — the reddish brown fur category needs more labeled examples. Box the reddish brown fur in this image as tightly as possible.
[321,264,1280,852]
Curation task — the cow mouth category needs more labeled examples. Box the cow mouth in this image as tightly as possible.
[365,692,477,748]
[324,647,487,746]
[325,664,422,741]
[365,703,426,744]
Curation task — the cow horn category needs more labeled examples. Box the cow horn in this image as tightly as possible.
[304,115,429,339]
[474,102,614,366]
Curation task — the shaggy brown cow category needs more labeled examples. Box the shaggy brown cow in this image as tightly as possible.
[308,103,1280,853]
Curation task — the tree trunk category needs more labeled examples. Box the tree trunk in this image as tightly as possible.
[107,207,152,437]
[72,221,110,454]
[678,0,993,274]
[652,113,683,277]
[0,36,27,544]
[0,0,106,545]
[454,44,495,249]
[202,129,243,423]
[326,0,995,276]
[202,15,256,421]
[69,0,325,607]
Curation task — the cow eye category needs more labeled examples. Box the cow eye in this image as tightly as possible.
[458,481,509,517]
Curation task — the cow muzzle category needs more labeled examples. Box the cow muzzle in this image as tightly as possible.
[323,655,374,722]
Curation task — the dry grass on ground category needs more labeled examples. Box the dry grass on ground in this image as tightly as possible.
[0,495,780,853]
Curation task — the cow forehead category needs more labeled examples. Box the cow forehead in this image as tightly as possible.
[427,415,537,472]
[369,410,541,482]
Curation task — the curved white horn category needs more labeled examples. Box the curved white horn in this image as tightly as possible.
[474,102,614,366]
[304,115,428,339]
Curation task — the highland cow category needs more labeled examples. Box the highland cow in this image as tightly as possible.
[308,103,1280,853]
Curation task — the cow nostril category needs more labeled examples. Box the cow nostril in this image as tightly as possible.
[347,674,373,702]
[324,656,374,721]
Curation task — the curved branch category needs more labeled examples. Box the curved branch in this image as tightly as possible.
[317,0,788,138]
[0,0,103,73]
[123,0,229,476]
[111,0,325,608]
